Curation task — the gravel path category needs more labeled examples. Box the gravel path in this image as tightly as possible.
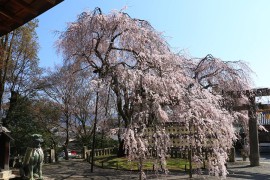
[41,155,270,180]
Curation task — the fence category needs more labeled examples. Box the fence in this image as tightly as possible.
[84,147,115,162]
[258,112,270,125]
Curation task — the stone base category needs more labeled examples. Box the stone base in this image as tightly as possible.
[0,170,16,180]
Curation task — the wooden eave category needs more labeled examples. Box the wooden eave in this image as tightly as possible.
[0,0,64,37]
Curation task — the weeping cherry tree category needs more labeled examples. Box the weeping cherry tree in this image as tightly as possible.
[56,8,253,178]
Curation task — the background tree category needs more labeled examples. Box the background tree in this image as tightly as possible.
[0,20,49,157]
[71,67,101,147]
[33,98,62,160]
[43,65,79,160]
[0,19,42,127]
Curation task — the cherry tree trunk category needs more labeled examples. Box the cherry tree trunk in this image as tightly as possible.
[117,140,125,157]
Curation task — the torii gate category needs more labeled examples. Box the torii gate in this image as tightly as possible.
[225,88,270,166]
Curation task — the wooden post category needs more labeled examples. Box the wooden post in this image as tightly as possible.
[228,147,235,162]
[50,149,55,163]
[139,157,143,180]
[188,149,192,178]
[3,136,10,170]
[83,146,88,159]
[248,95,260,166]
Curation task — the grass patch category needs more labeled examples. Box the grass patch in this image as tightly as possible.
[93,155,190,171]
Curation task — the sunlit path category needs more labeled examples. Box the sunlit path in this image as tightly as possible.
[40,155,270,180]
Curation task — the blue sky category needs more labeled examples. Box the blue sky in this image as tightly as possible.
[37,0,270,88]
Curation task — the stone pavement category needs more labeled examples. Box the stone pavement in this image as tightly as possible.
[40,155,270,180]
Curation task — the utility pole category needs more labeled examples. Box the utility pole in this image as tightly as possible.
[91,90,99,172]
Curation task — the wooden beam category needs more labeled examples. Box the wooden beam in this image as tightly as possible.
[233,104,270,112]
[0,25,11,32]
[12,1,38,15]
[257,104,270,112]
[254,88,270,96]
[0,8,23,24]
[257,109,270,112]
[224,88,270,98]
[45,0,56,5]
